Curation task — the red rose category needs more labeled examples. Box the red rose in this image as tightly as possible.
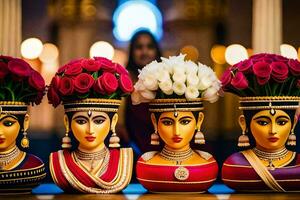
[119,74,133,93]
[35,91,44,105]
[81,59,101,71]
[231,71,248,89]
[59,76,74,95]
[74,73,94,93]
[8,58,32,77]
[253,61,272,78]
[93,77,105,95]
[65,63,82,76]
[0,62,9,78]
[95,57,116,72]
[47,86,61,107]
[275,55,289,63]
[57,64,69,74]
[288,59,300,76]
[220,68,232,88]
[237,59,253,73]
[50,76,60,90]
[100,72,118,94]
[115,63,129,75]
[271,62,289,83]
[29,71,45,91]
[0,55,13,62]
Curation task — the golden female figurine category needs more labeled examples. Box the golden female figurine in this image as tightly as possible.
[48,57,134,193]
[0,56,46,194]
[132,54,221,193]
[221,53,300,192]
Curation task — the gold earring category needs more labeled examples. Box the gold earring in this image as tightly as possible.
[287,128,296,146]
[109,126,120,148]
[21,130,29,148]
[194,127,205,144]
[150,129,160,145]
[238,128,250,147]
[62,127,72,149]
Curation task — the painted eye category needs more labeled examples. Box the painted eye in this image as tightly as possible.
[76,119,87,125]
[277,120,288,126]
[162,120,173,126]
[3,121,15,127]
[94,119,105,124]
[257,120,268,126]
[180,119,191,125]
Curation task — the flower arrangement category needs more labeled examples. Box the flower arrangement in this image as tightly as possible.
[48,57,133,107]
[131,54,221,104]
[221,53,300,96]
[0,55,45,105]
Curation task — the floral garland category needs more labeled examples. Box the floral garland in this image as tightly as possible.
[131,54,221,104]
[221,53,300,97]
[0,55,45,105]
[48,57,133,107]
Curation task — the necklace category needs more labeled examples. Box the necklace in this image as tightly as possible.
[159,147,194,165]
[75,147,108,171]
[0,146,21,170]
[253,147,289,170]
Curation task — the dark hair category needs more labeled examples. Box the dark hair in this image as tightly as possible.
[243,109,297,147]
[126,29,162,76]
[65,111,115,150]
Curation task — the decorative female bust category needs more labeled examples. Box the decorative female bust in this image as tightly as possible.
[0,56,46,194]
[132,54,221,193]
[221,53,300,192]
[48,57,134,193]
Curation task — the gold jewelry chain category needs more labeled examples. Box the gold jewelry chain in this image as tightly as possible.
[0,146,21,169]
[253,147,289,161]
[75,147,108,161]
[159,147,193,165]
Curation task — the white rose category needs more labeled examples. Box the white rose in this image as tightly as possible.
[159,80,173,95]
[134,80,146,91]
[185,61,198,74]
[185,86,199,100]
[186,73,199,86]
[157,68,171,82]
[143,74,158,90]
[140,89,156,100]
[202,87,219,103]
[172,71,186,83]
[198,76,213,90]
[173,82,186,96]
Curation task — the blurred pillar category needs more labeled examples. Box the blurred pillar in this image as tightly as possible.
[252,0,282,53]
[0,0,21,56]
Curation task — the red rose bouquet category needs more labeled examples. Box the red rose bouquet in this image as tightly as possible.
[0,55,45,105]
[221,53,300,96]
[48,57,133,107]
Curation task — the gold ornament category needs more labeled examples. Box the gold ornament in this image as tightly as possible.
[150,131,160,145]
[194,130,205,144]
[238,130,250,147]
[174,166,190,181]
[62,128,72,149]
[21,131,29,148]
[109,131,120,148]
[287,129,296,146]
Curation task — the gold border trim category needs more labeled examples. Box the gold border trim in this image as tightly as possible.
[137,160,216,167]
[137,177,216,184]
[149,107,204,112]
[0,101,27,106]
[150,98,203,104]
[64,107,119,113]
[239,105,299,110]
[239,96,300,102]
[63,98,121,105]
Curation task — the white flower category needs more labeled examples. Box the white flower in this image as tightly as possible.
[172,71,186,83]
[198,76,213,90]
[186,73,199,86]
[185,86,199,100]
[140,89,156,100]
[143,74,158,90]
[202,87,219,103]
[159,80,173,95]
[185,60,198,74]
[173,82,186,96]
[156,68,171,82]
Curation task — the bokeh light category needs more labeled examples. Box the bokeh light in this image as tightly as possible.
[89,41,114,59]
[21,38,43,59]
[113,0,162,41]
[225,44,248,65]
[39,43,59,63]
[210,45,226,64]
[280,44,297,59]
[180,45,199,62]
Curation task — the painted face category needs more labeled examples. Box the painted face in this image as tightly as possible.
[157,111,196,150]
[71,111,110,151]
[250,110,292,151]
[133,34,157,68]
[0,114,20,151]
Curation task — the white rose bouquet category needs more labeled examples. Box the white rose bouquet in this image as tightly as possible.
[131,54,221,104]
